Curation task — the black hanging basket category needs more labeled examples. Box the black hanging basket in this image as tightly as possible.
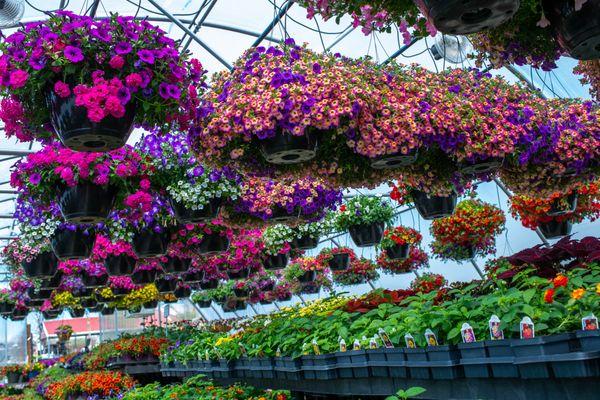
[156,278,178,293]
[539,220,573,239]
[131,269,158,285]
[170,196,223,224]
[0,302,13,315]
[42,309,62,319]
[143,300,158,309]
[162,257,191,274]
[70,308,85,318]
[81,298,97,309]
[259,129,318,165]
[348,222,385,247]
[51,227,96,260]
[233,287,249,298]
[370,149,418,170]
[11,308,29,321]
[227,268,250,280]
[328,253,350,271]
[88,304,104,313]
[196,299,212,308]
[297,270,317,283]
[385,243,410,260]
[82,273,108,288]
[101,306,115,316]
[299,283,320,294]
[290,235,320,250]
[28,287,53,300]
[199,279,219,290]
[543,0,600,60]
[456,245,476,261]
[22,252,58,278]
[418,0,520,34]
[411,190,457,220]
[104,254,136,276]
[198,232,230,255]
[183,270,205,283]
[269,206,300,223]
[41,272,64,289]
[73,288,92,299]
[59,183,117,224]
[111,287,131,296]
[47,90,136,152]
[133,229,170,258]
[174,286,192,299]
[547,193,579,217]
[264,253,289,270]
[459,157,504,176]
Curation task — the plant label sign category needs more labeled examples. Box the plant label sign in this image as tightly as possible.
[312,339,321,355]
[369,336,378,349]
[339,339,347,352]
[405,333,416,349]
[582,314,598,331]
[425,329,438,346]
[520,316,535,339]
[378,328,394,348]
[461,323,476,343]
[353,339,361,351]
[489,315,504,340]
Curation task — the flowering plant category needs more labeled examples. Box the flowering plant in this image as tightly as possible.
[333,257,379,286]
[55,324,73,340]
[90,235,136,261]
[377,246,428,274]
[575,60,600,102]
[430,199,505,261]
[0,12,205,142]
[45,370,135,400]
[332,195,394,231]
[2,237,52,270]
[261,224,294,256]
[410,273,447,294]
[0,288,15,305]
[83,334,170,370]
[380,225,422,250]
[317,246,357,264]
[113,284,159,309]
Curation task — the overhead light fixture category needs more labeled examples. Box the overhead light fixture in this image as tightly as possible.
[430,34,471,64]
[0,0,25,29]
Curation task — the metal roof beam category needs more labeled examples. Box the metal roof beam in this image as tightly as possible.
[252,0,294,47]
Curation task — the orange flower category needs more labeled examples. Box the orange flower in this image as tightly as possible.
[553,274,568,288]
[571,288,586,300]
[544,288,555,303]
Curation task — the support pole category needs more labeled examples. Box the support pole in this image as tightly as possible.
[252,0,294,47]
[210,304,224,320]
[470,259,485,279]
[249,303,260,315]
[297,294,307,305]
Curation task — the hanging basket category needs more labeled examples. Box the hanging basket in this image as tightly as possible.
[543,0,600,59]
[82,273,108,288]
[6,371,22,384]
[131,269,158,285]
[47,90,136,152]
[198,231,230,255]
[11,309,28,321]
[547,193,579,217]
[411,190,457,220]
[28,287,53,300]
[328,253,350,271]
[539,220,573,239]
[143,300,158,309]
[70,308,85,318]
[196,299,212,308]
[161,257,191,274]
[42,309,61,319]
[156,277,178,293]
[459,157,504,176]
[370,149,418,170]
[199,279,219,290]
[133,229,170,258]
[41,272,64,289]
[385,243,410,260]
[259,129,318,165]
[101,306,115,316]
[264,253,289,270]
[269,206,301,223]
[0,302,13,315]
[290,235,320,250]
[233,287,249,298]
[22,252,58,278]
[170,196,223,224]
[81,298,97,309]
[104,254,136,276]
[174,286,191,299]
[183,270,205,283]
[348,222,385,247]
[299,283,320,295]
[58,183,116,224]
[417,0,520,35]
[227,268,250,280]
[297,270,317,283]
[51,227,96,260]
[455,245,476,261]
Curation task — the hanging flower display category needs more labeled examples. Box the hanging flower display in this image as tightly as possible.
[317,246,357,272]
[332,195,395,247]
[430,199,505,261]
[575,60,600,102]
[0,12,205,150]
[377,246,429,274]
[379,225,422,260]
[332,257,379,286]
[283,257,328,286]
[410,272,447,294]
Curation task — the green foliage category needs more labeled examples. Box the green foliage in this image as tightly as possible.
[386,386,427,400]
[333,195,395,231]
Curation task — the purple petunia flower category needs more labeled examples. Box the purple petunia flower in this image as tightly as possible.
[158,83,170,99]
[448,84,461,94]
[166,84,181,99]
[115,41,132,55]
[63,46,84,62]
[137,49,155,64]
[29,173,41,185]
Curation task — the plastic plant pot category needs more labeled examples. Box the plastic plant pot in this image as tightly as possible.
[511,333,577,379]
[143,300,158,309]
[70,308,85,318]
[131,269,158,285]
[538,220,573,239]
[370,149,418,169]
[576,330,600,352]
[183,270,204,283]
[411,190,457,220]
[174,286,192,299]
[195,299,212,308]
[104,254,136,276]
[404,347,431,379]
[274,357,303,381]
[264,253,289,270]
[458,157,504,176]
[0,302,13,314]
[348,222,385,247]
[82,273,108,288]
[6,371,21,384]
[385,243,410,260]
[366,349,389,378]
[290,235,319,250]
[22,252,58,278]
[327,253,350,271]
[297,270,316,283]
[11,308,29,320]
[80,298,97,309]
[214,359,234,379]
[227,268,250,280]
[41,272,63,289]
[51,227,96,260]
[336,350,370,379]
[47,90,135,152]
[302,354,338,380]
[199,279,219,290]
[170,196,222,224]
[257,357,275,379]
[156,277,178,293]
[549,351,600,378]
[547,193,578,216]
[133,229,170,258]
[458,341,491,378]
[233,287,249,297]
[384,348,408,378]
[58,183,116,224]
[259,129,318,165]
[197,232,230,255]
[161,257,191,274]
[426,344,463,380]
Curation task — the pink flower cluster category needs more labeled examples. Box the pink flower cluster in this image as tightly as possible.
[91,235,137,260]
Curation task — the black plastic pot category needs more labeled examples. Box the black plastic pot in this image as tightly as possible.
[198,232,230,255]
[456,245,476,261]
[297,270,316,283]
[88,304,104,313]
[59,183,116,224]
[199,279,219,290]
[264,253,289,270]
[348,222,385,247]
[427,344,463,379]
[302,354,338,380]
[290,235,319,250]
[328,253,350,271]
[549,351,600,378]
[131,269,158,285]
[259,299,274,305]
[269,206,300,223]
[372,348,408,378]
[111,287,131,297]
[196,299,212,308]
[22,252,58,278]
[222,299,246,312]
[156,278,178,293]
[404,347,431,379]
[162,257,191,274]
[174,286,192,299]
[70,308,85,318]
[385,243,410,260]
[81,298,97,309]
[0,302,13,315]
[47,89,135,152]
[82,273,108,288]
[233,287,249,297]
[51,227,96,260]
[418,0,520,35]
[260,129,318,165]
[183,270,204,283]
[41,272,63,289]
[543,0,600,59]
[11,308,28,321]
[576,329,600,352]
[128,306,142,313]
[539,219,573,239]
[458,341,491,378]
[299,283,320,294]
[411,189,457,220]
[547,192,579,217]
[274,357,303,381]
[42,309,62,319]
[6,371,22,384]
[133,229,170,258]
[213,359,234,379]
[335,350,370,379]
[28,299,45,308]
[104,254,136,276]
[170,196,223,224]
[511,333,578,379]
[370,149,418,169]
[29,288,53,301]
[143,300,158,309]
[227,268,250,280]
[459,157,504,176]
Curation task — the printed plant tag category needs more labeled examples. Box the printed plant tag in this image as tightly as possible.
[369,336,378,349]
[378,328,394,348]
[302,343,309,355]
[520,316,535,339]
[425,329,438,346]
[582,314,598,331]
[276,347,281,358]
[353,339,361,351]
[339,339,347,352]
[489,315,504,340]
[404,333,416,349]
[312,339,321,355]
[461,323,476,343]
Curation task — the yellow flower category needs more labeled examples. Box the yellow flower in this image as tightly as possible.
[596,283,600,295]
[571,288,586,300]
[215,337,233,346]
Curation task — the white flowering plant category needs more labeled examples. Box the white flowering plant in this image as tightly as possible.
[333,195,395,231]
[262,224,294,256]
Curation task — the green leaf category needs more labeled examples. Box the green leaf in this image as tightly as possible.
[404,387,427,398]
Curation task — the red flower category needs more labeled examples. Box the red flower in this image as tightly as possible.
[553,274,568,288]
[544,288,555,303]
